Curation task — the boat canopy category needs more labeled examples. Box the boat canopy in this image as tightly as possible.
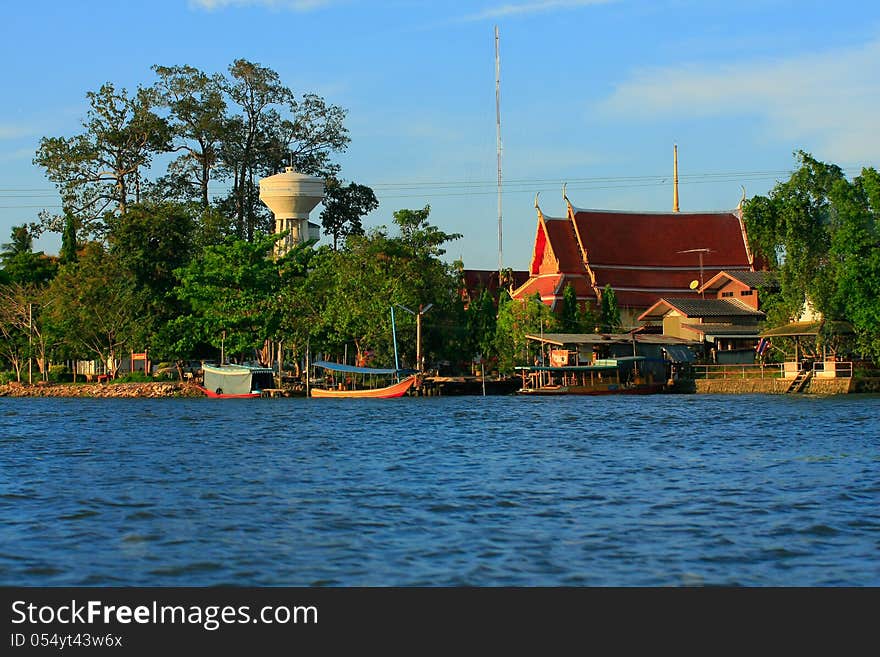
[515,364,618,373]
[515,355,647,373]
[203,364,275,395]
[312,360,416,376]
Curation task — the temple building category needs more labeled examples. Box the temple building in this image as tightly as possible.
[511,185,765,328]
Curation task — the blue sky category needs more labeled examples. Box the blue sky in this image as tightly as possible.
[2,0,879,271]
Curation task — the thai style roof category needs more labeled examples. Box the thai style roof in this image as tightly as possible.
[461,269,529,297]
[514,198,762,311]
[639,297,765,321]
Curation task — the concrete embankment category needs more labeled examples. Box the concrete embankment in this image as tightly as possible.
[695,377,879,395]
[0,381,205,398]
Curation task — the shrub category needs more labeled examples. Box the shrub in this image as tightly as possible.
[49,364,70,383]
[113,372,153,383]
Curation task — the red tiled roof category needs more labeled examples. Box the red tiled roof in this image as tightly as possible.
[515,203,762,311]
[511,274,564,302]
[572,209,754,267]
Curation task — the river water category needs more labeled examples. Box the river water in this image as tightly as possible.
[1,394,878,586]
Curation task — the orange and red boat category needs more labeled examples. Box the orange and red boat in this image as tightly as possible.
[309,360,417,399]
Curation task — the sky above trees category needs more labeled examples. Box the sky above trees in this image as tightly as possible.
[2,0,879,270]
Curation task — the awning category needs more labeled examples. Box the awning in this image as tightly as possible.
[312,360,416,375]
[661,345,696,363]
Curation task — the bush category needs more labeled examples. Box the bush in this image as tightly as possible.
[49,364,71,383]
[0,371,17,385]
[113,372,153,383]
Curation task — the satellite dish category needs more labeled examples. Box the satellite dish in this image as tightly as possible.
[689,280,700,290]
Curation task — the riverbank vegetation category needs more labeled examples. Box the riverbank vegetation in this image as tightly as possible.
[1,59,877,382]
[0,59,562,382]
[743,151,880,361]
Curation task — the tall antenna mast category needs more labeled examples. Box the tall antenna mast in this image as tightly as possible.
[673,143,680,213]
[495,25,503,277]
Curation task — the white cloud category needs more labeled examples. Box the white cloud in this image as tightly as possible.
[0,124,37,141]
[465,0,616,21]
[189,0,337,11]
[597,37,880,163]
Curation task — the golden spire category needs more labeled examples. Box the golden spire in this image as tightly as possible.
[673,143,680,213]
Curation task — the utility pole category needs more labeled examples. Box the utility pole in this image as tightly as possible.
[416,305,422,375]
[28,303,33,385]
[396,303,433,374]
[495,25,503,278]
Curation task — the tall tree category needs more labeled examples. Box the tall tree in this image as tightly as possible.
[494,292,558,373]
[320,178,379,249]
[151,65,228,209]
[743,151,846,321]
[218,59,350,241]
[59,215,78,265]
[1,225,57,285]
[599,284,621,333]
[43,244,146,377]
[560,282,580,332]
[34,83,170,240]
[467,287,498,362]
[173,234,287,361]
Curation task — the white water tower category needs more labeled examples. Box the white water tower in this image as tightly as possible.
[258,167,325,257]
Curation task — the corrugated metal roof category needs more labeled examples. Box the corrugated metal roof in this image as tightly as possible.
[708,270,779,290]
[657,298,765,317]
[682,323,761,335]
[526,332,700,346]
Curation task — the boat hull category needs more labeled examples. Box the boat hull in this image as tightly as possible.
[198,386,261,399]
[310,375,417,399]
[517,383,666,396]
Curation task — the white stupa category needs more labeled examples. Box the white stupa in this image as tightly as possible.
[258,167,325,257]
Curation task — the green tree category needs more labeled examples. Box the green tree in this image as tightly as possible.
[34,83,170,240]
[151,64,228,209]
[467,287,498,362]
[494,291,558,373]
[218,59,349,241]
[1,225,57,285]
[599,284,621,332]
[560,282,579,332]
[43,244,147,377]
[173,234,288,361]
[320,178,379,250]
[827,168,880,360]
[301,207,464,369]
[59,215,78,265]
[743,151,847,321]
[108,201,196,297]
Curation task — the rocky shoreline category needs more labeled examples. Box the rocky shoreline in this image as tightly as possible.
[0,381,206,398]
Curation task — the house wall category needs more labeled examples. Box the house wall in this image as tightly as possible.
[662,314,685,339]
[715,280,759,310]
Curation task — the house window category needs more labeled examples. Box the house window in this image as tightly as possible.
[740,290,754,296]
[721,291,734,297]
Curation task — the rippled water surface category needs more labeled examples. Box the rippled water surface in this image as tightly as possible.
[1,394,878,586]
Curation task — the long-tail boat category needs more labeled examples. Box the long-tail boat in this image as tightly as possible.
[309,360,418,398]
